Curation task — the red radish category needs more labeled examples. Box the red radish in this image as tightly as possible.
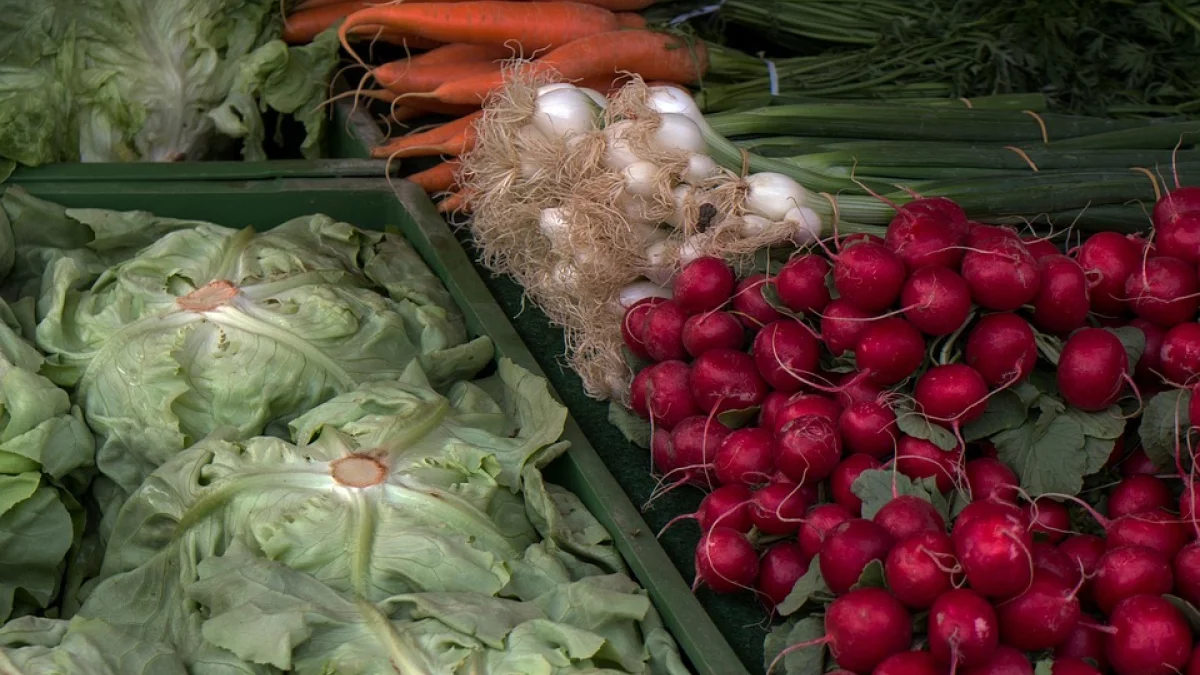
[967,222,1020,245]
[1182,480,1200,531]
[673,257,735,314]
[873,651,943,675]
[689,349,769,414]
[1104,594,1192,675]
[753,320,821,392]
[1076,231,1141,316]
[681,311,745,357]
[775,255,832,314]
[1033,541,1081,587]
[961,235,1041,311]
[1125,256,1199,327]
[954,510,1034,597]
[749,482,810,535]
[775,414,843,485]
[884,196,970,271]
[928,588,1000,668]
[1032,255,1091,334]
[621,297,665,359]
[756,541,810,609]
[694,527,759,593]
[995,570,1081,651]
[769,587,911,674]
[660,484,753,536]
[630,361,698,428]
[913,364,989,431]
[894,435,964,493]
[658,416,731,487]
[1054,623,1108,671]
[1119,447,1158,476]
[714,428,774,487]
[953,500,1027,538]
[1056,328,1131,411]
[854,317,927,386]
[965,458,1019,503]
[1174,542,1200,606]
[731,274,784,329]
[1023,236,1060,260]
[1092,545,1174,614]
[819,518,895,595]
[759,391,788,431]
[1105,508,1187,558]
[960,646,1032,675]
[841,232,886,246]
[1058,535,1106,595]
[900,266,972,336]
[641,300,689,361]
[1154,188,1200,263]
[839,401,897,459]
[885,530,957,609]
[821,299,875,356]
[834,372,884,408]
[1050,659,1101,675]
[1021,498,1071,543]
[772,393,843,435]
[798,502,853,559]
[1107,474,1173,518]
[964,313,1037,387]
[1152,185,1200,231]
[1131,318,1166,382]
[832,240,907,312]
[1159,321,1200,384]
[873,496,946,541]
[830,454,883,516]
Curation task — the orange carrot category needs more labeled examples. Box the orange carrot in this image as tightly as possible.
[533,0,656,9]
[342,88,481,117]
[371,124,477,158]
[614,13,647,28]
[339,2,620,58]
[437,189,473,214]
[373,59,502,94]
[371,110,483,158]
[285,1,369,43]
[402,42,514,67]
[408,160,462,192]
[413,30,708,105]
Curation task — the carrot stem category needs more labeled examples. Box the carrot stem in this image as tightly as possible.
[408,160,462,192]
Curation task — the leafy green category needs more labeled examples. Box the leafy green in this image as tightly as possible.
[851,560,885,590]
[778,556,830,616]
[893,401,958,451]
[607,403,651,449]
[851,469,947,522]
[0,360,686,674]
[1108,326,1146,375]
[761,616,824,675]
[1141,389,1189,470]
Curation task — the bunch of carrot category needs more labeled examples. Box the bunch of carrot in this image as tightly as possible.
[283,0,708,210]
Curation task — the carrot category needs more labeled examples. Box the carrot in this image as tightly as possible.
[340,88,480,117]
[437,189,473,214]
[284,1,368,43]
[408,160,462,192]
[533,0,656,9]
[371,110,483,158]
[412,30,708,105]
[614,12,647,28]
[402,42,514,67]
[338,2,620,58]
[372,59,502,94]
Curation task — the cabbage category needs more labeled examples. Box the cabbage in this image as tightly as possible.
[0,360,688,675]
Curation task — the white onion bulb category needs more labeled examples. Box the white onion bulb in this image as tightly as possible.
[603,121,642,171]
[678,233,712,265]
[643,240,674,285]
[539,207,571,247]
[618,280,673,308]
[740,214,775,237]
[644,85,708,131]
[654,113,706,154]
[536,83,576,96]
[745,172,808,221]
[682,153,718,184]
[579,87,608,109]
[622,161,661,198]
[664,184,695,228]
[784,207,823,244]
[532,88,601,140]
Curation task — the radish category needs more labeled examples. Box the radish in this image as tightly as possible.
[1092,545,1174,614]
[682,311,745,357]
[1023,236,1060,260]
[798,502,853,559]
[1032,255,1091,334]
[1159,321,1200,383]
[884,196,969,271]
[694,527,759,593]
[1050,659,1102,675]
[714,428,775,487]
[769,587,912,674]
[820,518,896,595]
[732,274,784,329]
[776,254,832,314]
[873,495,946,541]
[1152,185,1200,230]
[1056,328,1132,411]
[830,454,884,516]
[953,500,1027,538]
[641,300,690,361]
[967,222,1020,244]
[1119,447,1158,476]
[832,240,908,312]
[1131,318,1166,382]
[1054,623,1108,671]
[775,414,843,485]
[1105,508,1188,558]
[772,393,843,436]
[1183,480,1200,531]
[660,484,753,537]
[673,257,736,314]
[964,458,1019,503]
[839,401,897,459]
[913,364,989,434]
[759,391,789,431]
[854,317,927,386]
[1107,474,1173,518]
[1021,498,1071,543]
[630,360,698,429]
[964,313,1036,388]
[873,651,943,675]
[658,415,731,487]
[821,299,875,356]
[928,588,999,668]
[689,349,769,414]
[1153,185,1200,263]
[961,235,1041,311]
[749,482,810,535]
[1058,534,1106,595]
[834,372,884,408]
[1125,256,1199,327]
[1104,594,1192,675]
[900,266,972,336]
[757,541,810,609]
[960,646,1032,675]
[1175,542,1200,606]
[753,320,821,392]
[894,435,964,493]
[622,297,665,359]
[1033,541,1081,587]
[995,570,1082,651]
[953,509,1034,597]
[885,530,957,609]
[1076,231,1141,316]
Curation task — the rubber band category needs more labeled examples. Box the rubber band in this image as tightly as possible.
[764,59,779,96]
[1003,145,1040,172]
[1022,110,1050,144]
[668,0,727,26]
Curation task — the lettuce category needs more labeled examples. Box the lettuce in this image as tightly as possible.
[0,361,688,675]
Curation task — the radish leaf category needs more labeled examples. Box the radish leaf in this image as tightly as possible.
[893,402,958,451]
[609,402,651,448]
[852,559,885,590]
[778,556,830,616]
[1141,390,1189,470]
[763,616,825,675]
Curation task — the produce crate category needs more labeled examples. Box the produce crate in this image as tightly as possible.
[9,176,750,675]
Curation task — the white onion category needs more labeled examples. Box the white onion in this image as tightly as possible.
[664,184,695,228]
[644,85,708,131]
[579,87,608,109]
[619,194,657,227]
[622,161,661,198]
[603,121,642,171]
[539,207,572,247]
[618,280,673,308]
[740,214,775,237]
[654,113,706,154]
[784,207,823,244]
[520,159,542,180]
[678,233,712,265]
[634,222,669,244]
[681,153,718,184]
[536,83,576,96]
[644,240,674,285]
[745,172,808,221]
[551,262,579,289]
[605,372,630,402]
[532,88,601,141]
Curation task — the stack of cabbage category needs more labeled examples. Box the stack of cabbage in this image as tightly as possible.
[0,188,687,675]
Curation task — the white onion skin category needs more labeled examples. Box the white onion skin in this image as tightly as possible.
[744,172,807,221]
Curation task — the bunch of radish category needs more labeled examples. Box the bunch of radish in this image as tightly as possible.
[619,180,1200,674]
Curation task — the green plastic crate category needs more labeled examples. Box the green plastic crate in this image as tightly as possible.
[7,176,751,675]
